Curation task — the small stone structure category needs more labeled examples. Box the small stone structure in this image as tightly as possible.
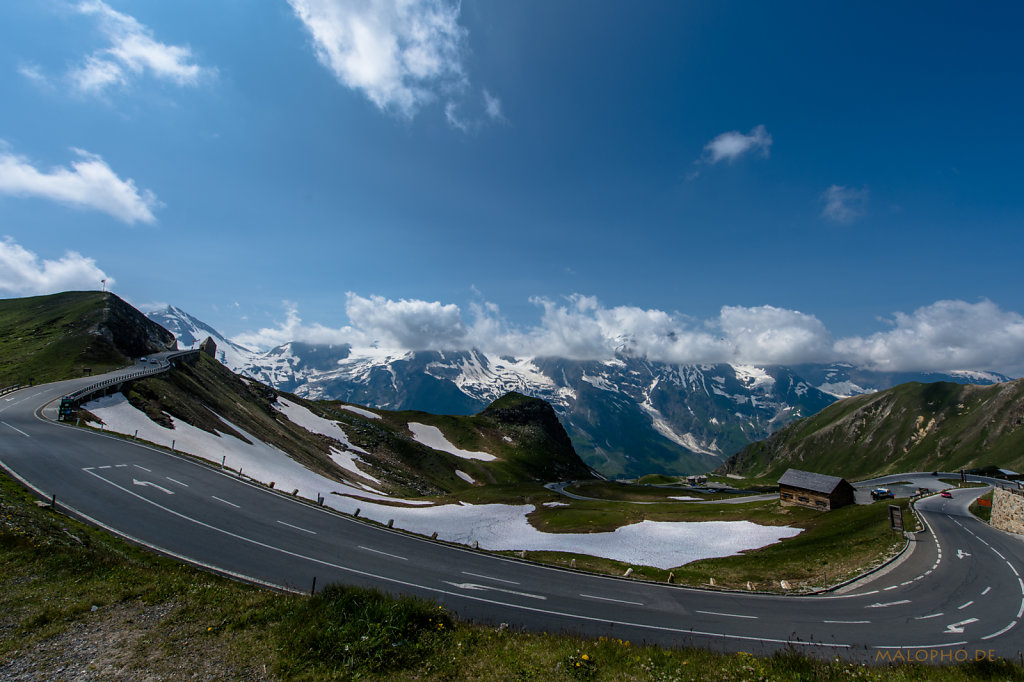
[990,487,1024,535]
[199,336,217,359]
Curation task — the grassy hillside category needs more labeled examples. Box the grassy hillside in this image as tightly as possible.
[720,379,1024,481]
[0,291,176,387]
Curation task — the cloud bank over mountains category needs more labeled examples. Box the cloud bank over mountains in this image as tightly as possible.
[233,293,1024,377]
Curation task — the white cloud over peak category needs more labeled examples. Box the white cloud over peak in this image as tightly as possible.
[821,184,868,224]
[288,0,468,118]
[69,1,213,95]
[233,294,1024,376]
[0,237,113,296]
[0,145,161,224]
[835,299,1024,374]
[702,124,773,164]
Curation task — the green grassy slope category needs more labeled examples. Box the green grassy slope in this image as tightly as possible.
[719,379,1024,481]
[0,291,176,387]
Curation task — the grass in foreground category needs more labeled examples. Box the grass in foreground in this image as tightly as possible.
[3,471,1022,680]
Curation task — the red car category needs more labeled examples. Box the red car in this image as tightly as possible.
[940,491,953,498]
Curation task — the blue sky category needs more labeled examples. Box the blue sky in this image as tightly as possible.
[2,1,1023,374]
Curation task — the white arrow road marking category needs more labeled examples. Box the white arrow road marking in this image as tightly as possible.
[132,478,173,495]
[957,549,971,559]
[445,581,547,600]
[866,600,911,609]
[944,618,979,634]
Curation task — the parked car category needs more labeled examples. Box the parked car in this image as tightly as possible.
[940,491,953,498]
[871,488,894,500]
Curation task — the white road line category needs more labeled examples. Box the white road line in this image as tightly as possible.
[358,545,406,560]
[133,464,151,472]
[915,613,943,620]
[1009,563,1020,577]
[166,477,188,487]
[981,621,1017,640]
[1017,598,1024,619]
[0,421,30,437]
[824,620,870,624]
[212,496,240,508]
[115,464,127,468]
[875,642,967,650]
[99,465,112,469]
[695,610,758,620]
[462,571,519,585]
[981,586,991,596]
[957,601,974,610]
[277,520,317,535]
[446,582,547,601]
[992,549,1007,560]
[77,469,854,650]
[866,600,911,608]
[883,585,899,591]
[580,593,644,607]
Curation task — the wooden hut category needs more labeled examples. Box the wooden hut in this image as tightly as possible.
[777,468,855,511]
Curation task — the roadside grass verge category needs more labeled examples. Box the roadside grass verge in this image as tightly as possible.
[969,491,993,523]
[1,471,1021,679]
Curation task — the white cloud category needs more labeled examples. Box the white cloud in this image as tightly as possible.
[232,294,1024,376]
[0,236,113,296]
[483,89,504,121]
[288,0,467,118]
[444,102,468,132]
[835,300,1024,374]
[701,124,772,164]
[68,0,213,95]
[821,184,868,224]
[0,145,161,224]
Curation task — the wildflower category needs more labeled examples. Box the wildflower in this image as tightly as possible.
[582,654,589,661]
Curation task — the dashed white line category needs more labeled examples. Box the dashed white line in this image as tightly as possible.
[133,464,151,472]
[883,585,900,591]
[0,421,30,437]
[1009,563,1020,577]
[580,594,644,607]
[115,464,128,468]
[981,586,991,596]
[211,496,240,508]
[695,610,758,620]
[99,465,112,469]
[358,545,406,560]
[992,549,1007,560]
[957,601,974,610]
[915,613,943,620]
[166,477,188,487]
[866,600,911,609]
[278,520,317,535]
[462,571,519,585]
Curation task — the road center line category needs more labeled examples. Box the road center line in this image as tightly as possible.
[277,520,317,535]
[866,600,911,609]
[166,477,188,487]
[462,571,519,585]
[579,593,644,606]
[0,421,30,437]
[133,464,151,472]
[212,495,240,508]
[824,620,870,624]
[981,586,991,596]
[357,545,406,560]
[915,613,943,620]
[695,610,758,620]
[75,470,852,651]
[957,601,974,610]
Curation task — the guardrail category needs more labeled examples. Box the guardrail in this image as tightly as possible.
[0,384,27,397]
[58,349,200,420]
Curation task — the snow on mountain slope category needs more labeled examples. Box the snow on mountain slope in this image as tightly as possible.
[146,306,257,370]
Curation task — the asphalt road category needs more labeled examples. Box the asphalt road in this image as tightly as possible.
[2,368,1023,663]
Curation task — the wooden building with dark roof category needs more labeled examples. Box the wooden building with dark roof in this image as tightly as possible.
[777,468,855,511]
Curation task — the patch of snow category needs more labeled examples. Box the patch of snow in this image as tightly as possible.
[580,373,619,392]
[455,470,475,484]
[668,496,699,501]
[818,381,872,399]
[329,447,381,485]
[638,400,721,457]
[274,397,369,455]
[543,501,570,507]
[340,404,381,420]
[407,423,498,461]
[732,364,776,391]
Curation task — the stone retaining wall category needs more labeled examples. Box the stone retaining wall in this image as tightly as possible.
[990,487,1024,535]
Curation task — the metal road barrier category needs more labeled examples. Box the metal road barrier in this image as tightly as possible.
[0,384,27,397]
[58,349,200,421]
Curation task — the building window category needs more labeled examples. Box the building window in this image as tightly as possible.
[797,496,809,503]
[815,500,827,508]
[781,492,793,499]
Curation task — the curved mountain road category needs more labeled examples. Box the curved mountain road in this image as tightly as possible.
[1,371,1022,663]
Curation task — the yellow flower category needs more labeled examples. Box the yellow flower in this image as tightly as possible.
[582,654,589,661]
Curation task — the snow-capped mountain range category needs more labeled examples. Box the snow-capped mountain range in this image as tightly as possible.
[146,305,1010,478]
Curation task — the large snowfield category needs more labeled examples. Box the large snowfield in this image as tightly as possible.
[85,394,801,569]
